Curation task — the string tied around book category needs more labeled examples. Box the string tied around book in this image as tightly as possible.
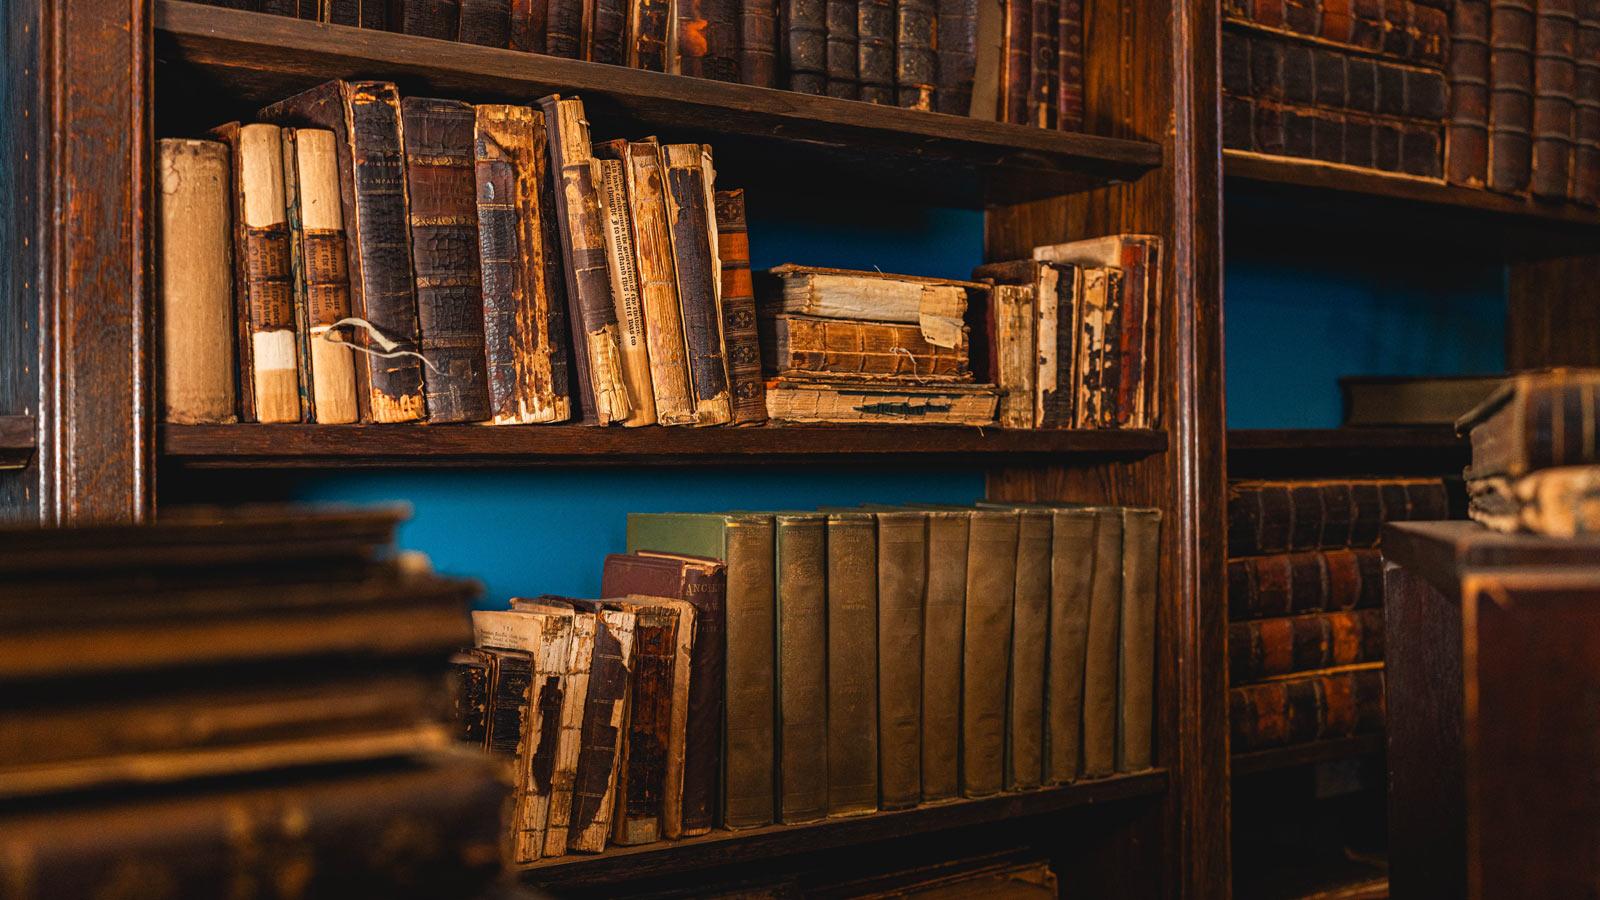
[892,347,936,385]
[325,317,442,375]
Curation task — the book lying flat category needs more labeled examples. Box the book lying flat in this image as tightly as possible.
[764,377,999,426]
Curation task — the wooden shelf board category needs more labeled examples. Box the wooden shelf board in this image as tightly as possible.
[1231,733,1386,777]
[1227,427,1468,478]
[159,423,1169,467]
[1225,150,1600,229]
[0,415,37,471]
[154,1,1164,207]
[518,769,1168,888]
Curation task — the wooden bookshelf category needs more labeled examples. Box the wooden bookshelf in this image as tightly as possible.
[1232,734,1387,778]
[1227,428,1469,478]
[520,770,1168,890]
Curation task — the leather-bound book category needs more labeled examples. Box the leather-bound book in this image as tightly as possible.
[962,509,1017,797]
[1229,608,1385,682]
[875,510,926,809]
[1007,507,1050,789]
[213,123,300,424]
[714,189,766,424]
[785,0,828,93]
[677,0,741,79]
[1001,0,1032,124]
[259,81,426,423]
[826,0,861,98]
[991,283,1036,429]
[157,138,236,425]
[1057,0,1085,128]
[1574,0,1600,204]
[1226,478,1451,557]
[937,0,980,114]
[593,143,658,426]
[740,0,781,85]
[568,607,636,852]
[324,0,389,26]
[481,648,534,770]
[775,513,828,823]
[452,648,494,746]
[504,600,594,857]
[761,315,971,380]
[545,0,585,56]
[459,0,513,43]
[397,0,461,38]
[280,127,359,424]
[825,511,880,816]
[539,94,631,425]
[1449,0,1492,186]
[921,509,968,801]
[624,140,696,424]
[590,0,630,63]
[602,552,728,837]
[859,0,898,103]
[511,0,549,50]
[1118,507,1160,772]
[1028,0,1059,126]
[1044,508,1096,784]
[1080,506,1123,777]
[1229,665,1386,752]
[632,0,674,70]
[1228,549,1386,620]
[474,105,572,425]
[897,0,939,109]
[627,512,777,830]
[399,98,491,423]
[1460,370,1600,477]
[766,378,1000,425]
[1533,0,1580,197]
[1489,0,1537,191]
[663,144,733,425]
[973,258,1078,427]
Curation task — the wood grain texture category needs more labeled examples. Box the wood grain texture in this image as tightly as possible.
[1508,252,1600,368]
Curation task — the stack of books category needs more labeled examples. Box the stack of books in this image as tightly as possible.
[0,506,505,897]
[974,235,1162,429]
[188,0,1090,130]
[1225,478,1452,753]
[454,501,1161,860]
[757,265,1001,426]
[1459,369,1600,536]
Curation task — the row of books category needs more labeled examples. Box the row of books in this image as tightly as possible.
[1225,477,1451,753]
[0,507,505,899]
[1460,368,1600,536]
[190,0,1089,130]
[455,501,1161,860]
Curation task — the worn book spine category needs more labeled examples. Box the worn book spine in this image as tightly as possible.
[725,517,778,828]
[1044,264,1079,427]
[1118,508,1160,772]
[1002,0,1032,124]
[158,139,236,426]
[876,511,926,809]
[764,377,1000,424]
[281,128,359,424]
[761,314,970,380]
[399,0,462,38]
[1574,0,1600,203]
[786,0,829,93]
[677,0,741,79]
[1043,509,1094,783]
[1227,548,1386,620]
[542,612,594,857]
[546,0,585,56]
[1229,666,1387,752]
[1490,0,1537,191]
[1449,0,1494,186]
[1226,478,1450,556]
[994,283,1037,429]
[568,610,635,852]
[1532,0,1580,197]
[258,81,426,423]
[896,0,939,108]
[511,0,549,50]
[452,649,494,746]
[400,97,491,423]
[664,144,733,425]
[826,0,861,97]
[474,105,572,425]
[1057,0,1085,128]
[589,0,630,62]
[713,189,766,424]
[1080,507,1123,777]
[631,0,672,69]
[859,0,899,102]
[740,0,781,85]
[613,605,679,845]
[921,511,967,801]
[1028,0,1059,126]
[1096,269,1125,428]
[1229,608,1384,682]
[826,512,880,816]
[1006,509,1050,790]
[459,0,513,44]
[482,648,533,757]
[937,0,979,114]
[540,95,630,424]
[624,140,696,424]
[776,513,829,823]
[595,151,658,426]
[962,510,1018,797]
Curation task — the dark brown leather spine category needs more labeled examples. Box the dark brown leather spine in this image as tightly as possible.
[567,610,634,851]
[1229,667,1387,751]
[483,647,534,757]
[1080,507,1122,778]
[609,604,680,844]
[896,0,938,109]
[664,145,733,426]
[1058,0,1085,128]
[258,81,427,424]
[451,648,494,746]
[1227,548,1387,619]
[739,0,780,85]
[1006,509,1049,789]
[261,0,298,16]
[1533,0,1580,197]
[826,0,861,98]
[1490,0,1537,191]
[398,0,461,38]
[631,0,673,69]
[400,97,492,423]
[589,0,629,63]
[962,510,1017,797]
[785,0,828,93]
[1578,0,1600,203]
[921,511,967,800]
[678,0,741,79]
[775,514,828,823]
[825,513,879,816]
[511,0,549,50]
[713,189,766,425]
[1002,0,1032,123]
[545,0,585,56]
[858,0,898,103]
[937,0,979,114]
[876,511,926,809]
[1045,508,1094,784]
[460,0,513,44]
[1228,608,1386,682]
[1227,478,1450,556]
[1028,0,1058,126]
[326,0,388,27]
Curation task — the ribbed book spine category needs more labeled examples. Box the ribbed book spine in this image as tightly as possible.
[785,0,828,93]
[546,0,585,57]
[589,0,630,62]
[663,144,733,426]
[896,0,938,109]
[677,0,741,79]
[1002,0,1032,124]
[460,0,513,43]
[713,189,766,425]
[739,0,781,85]
[1227,548,1386,620]
[1028,0,1059,126]
[1489,0,1537,191]
[631,0,673,69]
[1576,0,1600,202]
[1229,666,1387,752]
[937,0,980,114]
[826,0,861,98]
[1532,0,1580,197]
[859,0,899,103]
[1057,0,1085,128]
[398,0,462,39]
[511,0,549,50]
[1228,608,1385,682]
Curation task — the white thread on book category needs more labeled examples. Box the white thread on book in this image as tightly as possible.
[327,316,441,374]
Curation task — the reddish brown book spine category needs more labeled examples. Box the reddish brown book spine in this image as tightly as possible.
[1449,0,1494,185]
[511,0,549,50]
[1228,608,1385,682]
[713,189,766,425]
[589,0,630,63]
[825,0,861,97]
[1002,0,1032,124]
[545,0,585,56]
[1489,0,1537,191]
[460,0,513,44]
[1532,0,1580,198]
[1226,478,1450,557]
[1576,0,1600,203]
[1028,0,1058,126]
[785,0,828,93]
[1227,548,1386,620]
[739,0,781,85]
[1057,0,1085,129]
[937,0,979,115]
[397,0,462,39]
[1229,667,1386,752]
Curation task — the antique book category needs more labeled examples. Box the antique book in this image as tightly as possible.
[603,595,696,844]
[1002,0,1032,124]
[1575,0,1600,204]
[765,377,1000,425]
[568,607,636,852]
[545,0,584,56]
[876,510,926,809]
[1459,370,1600,477]
[775,513,828,823]
[1045,508,1095,783]
[825,511,880,816]
[897,0,939,108]
[590,0,631,64]
[157,138,236,425]
[974,258,1079,427]
[510,0,548,50]
[601,551,728,836]
[626,512,777,829]
[991,283,1037,429]
[714,189,767,424]
[921,509,969,801]
[762,315,971,381]
[1118,507,1160,772]
[1007,507,1051,790]
[1079,507,1123,777]
[326,0,390,26]
[594,146,658,426]
[396,0,461,38]
[506,602,592,859]
[540,95,631,424]
[1028,0,1059,126]
[1468,465,1600,535]
[460,0,514,44]
[765,265,977,340]
[259,81,426,423]
[481,648,533,761]
[664,143,733,425]
[1227,548,1387,620]
[1340,373,1505,425]
[1448,0,1494,185]
[1532,0,1580,198]
[1226,478,1451,556]
[399,97,491,423]
[937,0,980,114]
[631,0,673,69]
[971,0,1006,118]
[740,0,781,85]
[214,122,300,423]
[859,0,899,103]
[280,127,359,424]
[624,139,696,424]
[1226,0,1449,66]
[962,508,1018,796]
[474,104,573,425]
[1057,0,1086,128]
[452,649,494,746]
[676,0,739,78]
[825,0,861,97]
[1489,0,1537,191]
[786,0,829,93]
[1229,664,1387,752]
[1229,608,1385,682]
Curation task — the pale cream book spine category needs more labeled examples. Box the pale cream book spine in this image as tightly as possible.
[596,157,657,426]
[158,138,236,425]
[284,128,359,424]
[623,139,696,425]
[994,283,1036,429]
[236,124,301,423]
[542,610,594,856]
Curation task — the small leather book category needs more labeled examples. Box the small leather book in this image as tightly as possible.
[824,512,880,816]
[1057,0,1086,129]
[397,0,461,39]
[157,139,236,426]
[280,127,359,424]
[1117,507,1160,772]
[1229,608,1385,683]
[590,0,630,63]
[452,649,495,747]
[713,189,767,424]
[1227,549,1386,620]
[631,0,673,70]
[1027,0,1058,127]
[624,139,696,425]
[1229,665,1386,752]
[459,0,514,45]
[1489,0,1536,192]
[739,0,781,86]
[259,81,426,423]
[1001,0,1032,124]
[602,551,729,837]
[544,0,586,57]
[961,508,1018,796]
[921,510,968,801]
[896,0,939,109]
[859,0,899,103]
[825,0,861,98]
[876,510,926,809]
[511,0,549,50]
[784,0,828,93]
[663,144,733,426]
[1006,508,1050,789]
[399,97,492,423]
[937,0,980,115]
[776,513,829,823]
